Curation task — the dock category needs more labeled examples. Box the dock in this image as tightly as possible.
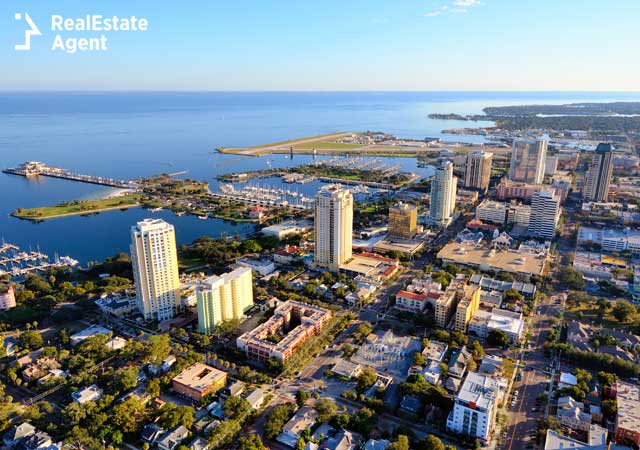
[3,161,137,189]
[0,241,78,277]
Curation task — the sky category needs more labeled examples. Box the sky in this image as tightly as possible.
[1,0,639,91]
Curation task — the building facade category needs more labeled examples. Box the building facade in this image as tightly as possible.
[196,267,254,335]
[0,285,16,311]
[447,372,506,444]
[475,200,507,225]
[584,143,614,202]
[528,189,561,240]
[388,202,418,239]
[508,138,547,184]
[130,219,181,321]
[454,285,481,333]
[464,151,493,192]
[314,187,353,271]
[430,161,457,226]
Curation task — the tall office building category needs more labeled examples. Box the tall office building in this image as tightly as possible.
[528,188,561,240]
[583,143,614,202]
[130,219,181,321]
[464,151,493,192]
[196,267,254,335]
[314,186,353,271]
[388,202,418,239]
[508,138,547,184]
[430,161,457,226]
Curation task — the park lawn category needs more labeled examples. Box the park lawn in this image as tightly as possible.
[564,302,638,332]
[13,194,142,219]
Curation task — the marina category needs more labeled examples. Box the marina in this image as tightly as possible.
[0,240,79,277]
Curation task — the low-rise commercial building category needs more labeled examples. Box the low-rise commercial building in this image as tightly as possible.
[395,290,429,313]
[172,363,227,401]
[578,226,640,254]
[437,242,547,279]
[468,308,524,343]
[236,257,275,276]
[475,200,507,225]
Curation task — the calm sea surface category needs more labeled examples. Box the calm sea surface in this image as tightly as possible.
[1,91,639,263]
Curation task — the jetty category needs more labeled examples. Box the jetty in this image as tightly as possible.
[0,241,78,277]
[3,161,137,189]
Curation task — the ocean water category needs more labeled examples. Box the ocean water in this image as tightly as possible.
[1,91,639,263]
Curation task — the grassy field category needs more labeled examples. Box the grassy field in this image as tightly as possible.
[12,194,142,220]
[564,300,638,332]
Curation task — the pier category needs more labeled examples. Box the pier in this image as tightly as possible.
[0,241,78,277]
[3,161,137,189]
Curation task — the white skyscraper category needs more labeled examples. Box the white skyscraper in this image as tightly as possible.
[430,161,458,226]
[509,138,547,184]
[528,188,561,240]
[583,143,613,202]
[130,218,181,321]
[196,267,254,335]
[314,186,353,271]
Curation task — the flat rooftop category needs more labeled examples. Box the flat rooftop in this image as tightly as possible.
[457,371,506,413]
[616,380,640,433]
[172,363,226,392]
[437,242,546,276]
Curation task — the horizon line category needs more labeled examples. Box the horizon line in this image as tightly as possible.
[1,89,640,94]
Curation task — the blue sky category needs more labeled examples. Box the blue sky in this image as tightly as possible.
[1,0,639,90]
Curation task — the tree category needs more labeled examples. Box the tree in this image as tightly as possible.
[223,396,251,421]
[487,329,510,347]
[238,434,267,450]
[265,403,296,439]
[413,352,426,367]
[612,300,635,323]
[20,330,44,350]
[315,398,337,422]
[601,399,617,419]
[356,367,378,393]
[146,378,161,398]
[470,340,485,359]
[596,371,616,387]
[145,335,171,364]
[110,397,146,434]
[503,288,523,304]
[159,404,195,429]
[355,322,373,341]
[296,390,310,407]
[388,435,410,450]
[420,435,445,450]
[350,407,377,435]
[331,413,350,429]
[112,366,139,394]
[559,267,585,290]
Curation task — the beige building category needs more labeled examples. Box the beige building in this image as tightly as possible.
[464,151,493,192]
[454,285,481,333]
[172,363,227,401]
[196,267,254,335]
[130,219,181,321]
[314,186,353,271]
[434,274,467,328]
[509,138,547,184]
[430,161,457,226]
[388,202,418,239]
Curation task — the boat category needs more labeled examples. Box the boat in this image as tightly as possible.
[149,207,163,212]
[197,215,208,220]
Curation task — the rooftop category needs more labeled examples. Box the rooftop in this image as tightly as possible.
[437,241,546,276]
[172,363,226,393]
[456,371,506,413]
[616,380,640,433]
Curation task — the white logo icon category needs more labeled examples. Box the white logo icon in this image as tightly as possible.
[14,13,42,50]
